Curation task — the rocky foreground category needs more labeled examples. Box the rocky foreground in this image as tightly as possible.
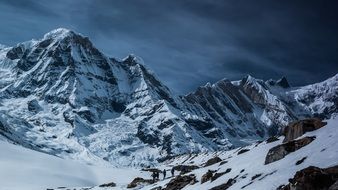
[46,116,338,190]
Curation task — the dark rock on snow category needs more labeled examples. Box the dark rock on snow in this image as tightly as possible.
[99,181,116,187]
[283,118,326,142]
[173,165,199,174]
[209,178,236,190]
[201,170,215,183]
[237,148,250,155]
[278,165,338,190]
[295,157,307,165]
[265,136,315,165]
[164,174,197,190]
[127,177,153,188]
[211,168,232,182]
[204,156,222,167]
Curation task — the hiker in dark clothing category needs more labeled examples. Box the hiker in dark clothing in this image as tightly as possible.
[151,172,156,183]
[171,167,175,177]
[163,169,166,179]
[156,171,160,180]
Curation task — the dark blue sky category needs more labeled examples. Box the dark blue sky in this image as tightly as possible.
[0,0,337,94]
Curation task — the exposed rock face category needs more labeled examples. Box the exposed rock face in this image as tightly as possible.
[283,118,327,142]
[279,165,338,190]
[209,178,236,190]
[204,156,222,167]
[201,170,214,183]
[173,165,199,175]
[127,177,153,188]
[237,148,250,155]
[98,182,116,187]
[164,174,197,190]
[211,168,232,182]
[276,77,290,88]
[265,136,315,164]
[27,99,42,113]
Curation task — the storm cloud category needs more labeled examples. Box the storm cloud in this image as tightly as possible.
[0,0,337,93]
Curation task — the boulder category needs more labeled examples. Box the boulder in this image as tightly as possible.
[201,170,214,183]
[99,182,116,187]
[127,177,153,188]
[237,148,250,155]
[209,178,236,190]
[283,118,326,142]
[173,165,199,174]
[265,136,315,165]
[27,99,42,112]
[279,165,338,190]
[295,157,307,165]
[211,168,232,182]
[204,156,222,167]
[164,174,197,190]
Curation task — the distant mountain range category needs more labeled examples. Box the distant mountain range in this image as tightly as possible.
[0,28,337,167]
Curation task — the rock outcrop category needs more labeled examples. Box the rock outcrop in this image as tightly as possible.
[127,177,153,188]
[173,165,199,174]
[204,156,222,167]
[201,170,215,183]
[237,148,250,155]
[211,168,232,182]
[278,165,338,190]
[98,182,116,187]
[283,118,326,142]
[164,174,197,190]
[209,178,236,190]
[265,136,315,164]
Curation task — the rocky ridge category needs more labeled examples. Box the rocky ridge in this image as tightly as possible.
[0,28,337,166]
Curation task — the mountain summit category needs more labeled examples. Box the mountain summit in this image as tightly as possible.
[0,28,337,166]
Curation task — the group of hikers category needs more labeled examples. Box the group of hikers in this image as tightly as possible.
[151,167,175,182]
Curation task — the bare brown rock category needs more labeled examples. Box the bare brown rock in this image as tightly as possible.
[173,165,199,174]
[99,181,116,187]
[283,118,326,142]
[208,178,236,190]
[127,177,153,188]
[211,168,232,182]
[201,170,214,183]
[278,165,338,190]
[164,174,197,190]
[204,156,222,167]
[265,136,315,165]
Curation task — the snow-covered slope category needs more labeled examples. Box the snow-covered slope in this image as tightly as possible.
[128,115,338,190]
[0,139,147,190]
[0,28,337,167]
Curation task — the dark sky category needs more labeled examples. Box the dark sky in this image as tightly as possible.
[0,0,337,94]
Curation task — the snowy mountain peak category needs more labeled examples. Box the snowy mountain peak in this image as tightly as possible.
[43,28,77,40]
[276,76,290,88]
[0,29,337,167]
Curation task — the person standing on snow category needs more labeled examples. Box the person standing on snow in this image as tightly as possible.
[163,169,166,179]
[171,167,175,177]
